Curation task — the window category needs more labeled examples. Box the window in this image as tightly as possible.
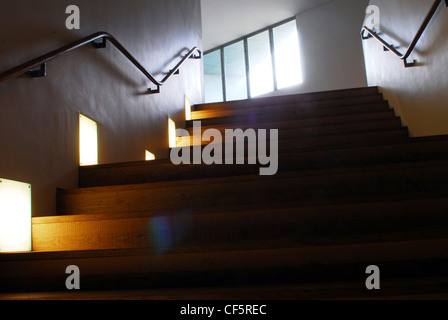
[273,20,303,89]
[248,31,274,97]
[204,50,224,103]
[204,18,303,103]
[224,41,248,101]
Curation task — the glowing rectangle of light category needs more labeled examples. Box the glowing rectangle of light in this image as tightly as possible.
[168,118,177,148]
[145,150,156,161]
[79,114,98,166]
[185,96,192,121]
[0,178,32,253]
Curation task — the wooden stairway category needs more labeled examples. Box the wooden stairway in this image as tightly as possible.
[1,87,448,300]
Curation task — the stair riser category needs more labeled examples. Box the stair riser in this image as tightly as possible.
[195,87,380,111]
[192,96,386,119]
[186,118,403,138]
[33,199,448,252]
[80,139,448,188]
[188,110,396,129]
[61,165,448,215]
[1,241,447,292]
[177,128,409,148]
[190,103,390,126]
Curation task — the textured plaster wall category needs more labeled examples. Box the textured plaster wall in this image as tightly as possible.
[0,0,204,216]
[362,0,448,137]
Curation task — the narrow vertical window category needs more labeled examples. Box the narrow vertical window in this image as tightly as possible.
[204,50,224,103]
[79,114,98,166]
[224,41,248,101]
[273,20,303,89]
[168,118,177,148]
[248,31,274,97]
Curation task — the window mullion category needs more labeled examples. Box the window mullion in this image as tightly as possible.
[269,28,278,92]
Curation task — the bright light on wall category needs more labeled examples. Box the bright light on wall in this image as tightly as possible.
[0,178,32,253]
[79,114,98,166]
[185,96,192,121]
[168,118,177,148]
[145,150,156,161]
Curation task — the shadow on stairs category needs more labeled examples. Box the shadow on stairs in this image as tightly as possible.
[1,86,448,300]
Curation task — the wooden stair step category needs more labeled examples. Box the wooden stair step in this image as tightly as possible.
[195,86,381,111]
[185,117,403,137]
[1,276,447,300]
[176,127,409,148]
[60,160,448,215]
[33,196,448,252]
[190,102,390,126]
[1,239,447,292]
[187,109,396,129]
[192,95,386,119]
[79,136,448,188]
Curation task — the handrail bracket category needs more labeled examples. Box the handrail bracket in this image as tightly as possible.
[189,50,202,59]
[92,37,107,49]
[148,85,160,94]
[26,63,46,78]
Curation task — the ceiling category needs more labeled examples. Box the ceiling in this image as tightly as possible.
[201,0,333,51]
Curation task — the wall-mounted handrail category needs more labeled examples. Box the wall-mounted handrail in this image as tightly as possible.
[361,0,447,67]
[0,31,201,93]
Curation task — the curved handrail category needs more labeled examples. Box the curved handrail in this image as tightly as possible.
[0,31,201,93]
[361,0,446,67]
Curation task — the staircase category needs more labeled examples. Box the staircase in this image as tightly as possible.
[1,86,448,300]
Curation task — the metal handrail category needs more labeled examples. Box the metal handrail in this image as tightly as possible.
[361,0,447,67]
[0,31,201,93]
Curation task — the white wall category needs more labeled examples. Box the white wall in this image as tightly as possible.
[262,0,369,97]
[0,0,203,216]
[363,0,448,137]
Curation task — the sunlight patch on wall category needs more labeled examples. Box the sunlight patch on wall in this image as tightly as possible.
[145,150,156,161]
[185,96,192,121]
[168,118,177,148]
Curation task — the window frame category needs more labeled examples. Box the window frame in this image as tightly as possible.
[204,17,300,102]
